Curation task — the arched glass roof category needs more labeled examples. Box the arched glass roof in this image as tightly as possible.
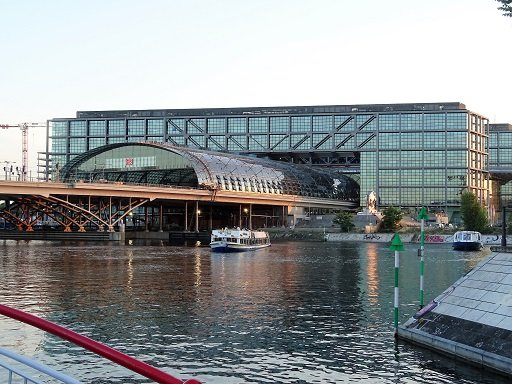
[60,142,359,201]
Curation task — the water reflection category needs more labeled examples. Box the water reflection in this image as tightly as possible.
[0,240,505,383]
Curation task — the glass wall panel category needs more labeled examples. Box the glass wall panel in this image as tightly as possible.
[69,138,86,152]
[70,121,86,136]
[89,121,106,136]
[52,155,66,169]
[52,121,67,137]
[147,119,164,135]
[446,113,467,129]
[128,120,145,135]
[334,115,354,131]
[89,137,106,149]
[51,138,67,152]
[168,119,185,133]
[445,132,466,147]
[379,151,401,167]
[187,119,205,134]
[313,116,332,132]
[270,117,289,133]
[424,132,445,148]
[249,135,268,150]
[379,133,399,149]
[188,136,205,148]
[379,115,400,131]
[248,117,267,133]
[270,135,288,150]
[400,114,422,130]
[127,136,144,142]
[168,136,185,145]
[228,136,247,150]
[401,169,422,186]
[424,113,446,130]
[291,116,310,132]
[208,118,226,134]
[108,137,126,144]
[208,136,225,150]
[312,134,332,149]
[108,120,126,136]
[228,118,246,133]
[357,133,375,148]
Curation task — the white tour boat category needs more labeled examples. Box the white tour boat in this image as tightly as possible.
[210,228,271,252]
[452,230,483,251]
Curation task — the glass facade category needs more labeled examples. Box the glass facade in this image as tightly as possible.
[48,102,496,220]
[60,142,360,201]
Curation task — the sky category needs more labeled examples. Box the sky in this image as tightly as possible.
[1,0,511,176]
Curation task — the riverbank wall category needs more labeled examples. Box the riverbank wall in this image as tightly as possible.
[397,248,512,377]
[324,233,510,245]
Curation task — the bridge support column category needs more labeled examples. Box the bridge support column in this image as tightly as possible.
[195,201,199,233]
[184,202,188,231]
[249,204,252,230]
[159,204,163,232]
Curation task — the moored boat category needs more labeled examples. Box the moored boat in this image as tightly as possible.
[210,228,271,252]
[452,230,483,251]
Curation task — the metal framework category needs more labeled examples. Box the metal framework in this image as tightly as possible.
[59,142,360,201]
[0,195,148,232]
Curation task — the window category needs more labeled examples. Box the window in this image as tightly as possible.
[52,121,67,137]
[147,119,164,136]
[128,120,145,136]
[69,138,86,152]
[312,116,332,132]
[291,116,310,132]
[69,121,86,136]
[89,121,106,136]
[187,119,205,134]
[108,120,126,136]
[89,137,106,149]
[208,118,226,134]
[270,117,289,133]
[51,138,67,152]
[228,118,246,133]
[248,117,267,133]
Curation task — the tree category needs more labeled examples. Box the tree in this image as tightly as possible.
[496,0,512,17]
[380,206,403,232]
[460,191,489,232]
[333,211,355,232]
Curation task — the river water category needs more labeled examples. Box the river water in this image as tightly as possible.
[0,239,508,384]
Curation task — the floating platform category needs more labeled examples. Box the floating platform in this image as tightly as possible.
[398,248,512,377]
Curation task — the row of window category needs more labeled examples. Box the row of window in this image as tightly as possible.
[51,112,473,138]
[378,187,465,206]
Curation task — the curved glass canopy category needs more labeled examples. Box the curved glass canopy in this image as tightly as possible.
[60,142,359,201]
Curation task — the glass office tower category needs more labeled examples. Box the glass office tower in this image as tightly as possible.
[46,102,490,220]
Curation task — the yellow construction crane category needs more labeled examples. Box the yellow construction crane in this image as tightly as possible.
[0,122,46,181]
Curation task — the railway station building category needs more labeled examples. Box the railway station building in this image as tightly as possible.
[45,102,512,224]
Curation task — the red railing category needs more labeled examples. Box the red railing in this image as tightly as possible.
[0,304,201,384]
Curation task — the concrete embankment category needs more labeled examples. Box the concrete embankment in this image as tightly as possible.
[325,232,510,245]
[398,249,512,377]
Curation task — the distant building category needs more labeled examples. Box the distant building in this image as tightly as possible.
[45,102,508,223]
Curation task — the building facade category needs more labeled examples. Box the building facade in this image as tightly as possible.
[46,102,493,222]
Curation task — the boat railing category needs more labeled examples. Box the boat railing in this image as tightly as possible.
[0,347,80,384]
[0,304,201,384]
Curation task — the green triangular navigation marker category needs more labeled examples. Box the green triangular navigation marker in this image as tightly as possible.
[417,207,428,220]
[389,233,404,251]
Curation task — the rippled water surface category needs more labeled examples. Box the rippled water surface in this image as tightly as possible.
[0,239,508,383]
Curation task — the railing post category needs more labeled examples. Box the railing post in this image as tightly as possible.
[502,205,507,247]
